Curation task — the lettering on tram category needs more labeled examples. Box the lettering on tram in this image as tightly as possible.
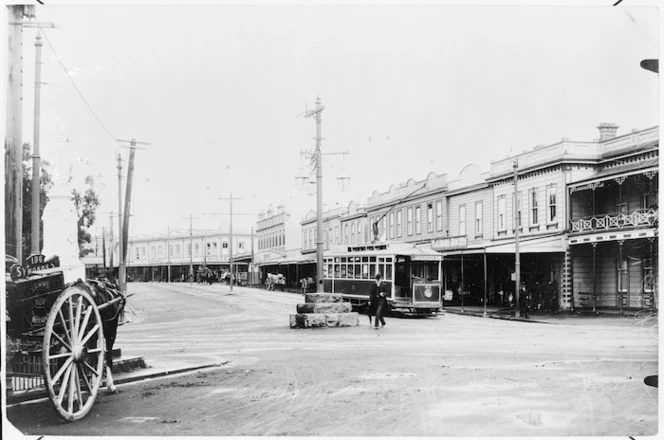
[324,244,443,316]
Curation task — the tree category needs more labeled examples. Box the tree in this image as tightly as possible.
[72,175,100,257]
[20,142,53,259]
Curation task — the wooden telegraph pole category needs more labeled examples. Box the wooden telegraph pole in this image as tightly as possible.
[6,5,55,261]
[301,97,348,292]
[30,31,43,256]
[183,214,200,283]
[6,5,30,261]
[116,138,150,293]
[217,194,244,292]
[205,206,256,290]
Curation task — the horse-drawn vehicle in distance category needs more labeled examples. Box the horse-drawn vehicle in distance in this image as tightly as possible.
[6,254,127,421]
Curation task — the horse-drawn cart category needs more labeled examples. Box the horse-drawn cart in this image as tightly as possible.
[6,255,126,421]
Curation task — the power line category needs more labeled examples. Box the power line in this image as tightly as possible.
[39,27,117,143]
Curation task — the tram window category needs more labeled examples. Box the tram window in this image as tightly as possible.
[341,265,347,278]
[370,263,377,277]
[379,257,385,263]
[370,256,376,262]
[362,257,369,263]
[334,264,340,278]
[323,266,328,278]
[385,264,393,280]
[327,264,333,278]
[341,257,347,263]
[347,265,354,278]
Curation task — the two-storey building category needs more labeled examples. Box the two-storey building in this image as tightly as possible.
[124,229,254,282]
[254,204,303,284]
[567,124,658,311]
[365,171,449,245]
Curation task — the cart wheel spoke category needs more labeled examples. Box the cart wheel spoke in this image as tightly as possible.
[51,330,72,352]
[75,365,84,411]
[80,324,100,346]
[78,364,92,394]
[57,309,74,347]
[77,306,93,342]
[68,299,76,343]
[52,356,74,384]
[82,360,101,377]
[57,362,73,405]
[68,364,76,414]
[73,296,83,342]
[48,352,72,361]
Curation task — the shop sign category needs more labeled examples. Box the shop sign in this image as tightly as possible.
[411,255,443,261]
[9,254,60,280]
[431,236,468,251]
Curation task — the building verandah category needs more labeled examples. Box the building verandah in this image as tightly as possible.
[569,235,657,311]
[437,236,565,311]
[567,154,658,312]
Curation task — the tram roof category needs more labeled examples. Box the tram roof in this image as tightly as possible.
[326,242,442,259]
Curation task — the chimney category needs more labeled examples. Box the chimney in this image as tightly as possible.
[597,122,619,141]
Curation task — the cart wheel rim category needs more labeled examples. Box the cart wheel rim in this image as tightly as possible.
[42,284,105,421]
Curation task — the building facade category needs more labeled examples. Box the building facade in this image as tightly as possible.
[123,230,255,282]
[567,124,658,311]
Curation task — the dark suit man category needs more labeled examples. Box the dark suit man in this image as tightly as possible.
[370,273,389,329]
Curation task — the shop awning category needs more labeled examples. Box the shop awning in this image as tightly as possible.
[255,254,316,267]
[485,235,567,254]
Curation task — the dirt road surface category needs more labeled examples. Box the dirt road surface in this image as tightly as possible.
[5,282,658,437]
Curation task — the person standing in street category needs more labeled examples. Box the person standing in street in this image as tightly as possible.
[370,273,389,329]
[519,282,530,319]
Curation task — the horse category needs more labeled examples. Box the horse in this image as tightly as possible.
[85,277,127,394]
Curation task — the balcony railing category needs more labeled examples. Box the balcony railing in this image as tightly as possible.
[570,208,658,234]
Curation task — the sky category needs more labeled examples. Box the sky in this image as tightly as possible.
[9,1,660,240]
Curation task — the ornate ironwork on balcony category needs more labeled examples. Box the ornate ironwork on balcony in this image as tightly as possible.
[570,208,658,234]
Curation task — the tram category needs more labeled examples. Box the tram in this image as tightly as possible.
[323,243,443,315]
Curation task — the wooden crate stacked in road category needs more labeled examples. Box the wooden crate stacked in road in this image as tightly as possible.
[290,293,359,328]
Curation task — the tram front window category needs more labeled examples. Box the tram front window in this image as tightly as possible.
[411,262,439,282]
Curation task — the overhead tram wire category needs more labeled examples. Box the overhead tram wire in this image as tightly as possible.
[38,26,117,143]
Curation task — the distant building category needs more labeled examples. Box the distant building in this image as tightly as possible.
[123,230,254,282]
[254,204,304,286]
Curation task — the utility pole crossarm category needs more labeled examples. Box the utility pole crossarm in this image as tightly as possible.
[117,138,151,149]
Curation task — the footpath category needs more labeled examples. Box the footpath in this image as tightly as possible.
[443,305,657,326]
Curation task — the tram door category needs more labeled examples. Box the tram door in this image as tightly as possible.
[394,256,411,300]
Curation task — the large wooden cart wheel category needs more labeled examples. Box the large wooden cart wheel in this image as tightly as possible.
[42,284,105,421]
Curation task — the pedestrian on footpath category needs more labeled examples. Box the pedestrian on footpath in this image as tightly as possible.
[519,282,530,319]
[370,273,389,329]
